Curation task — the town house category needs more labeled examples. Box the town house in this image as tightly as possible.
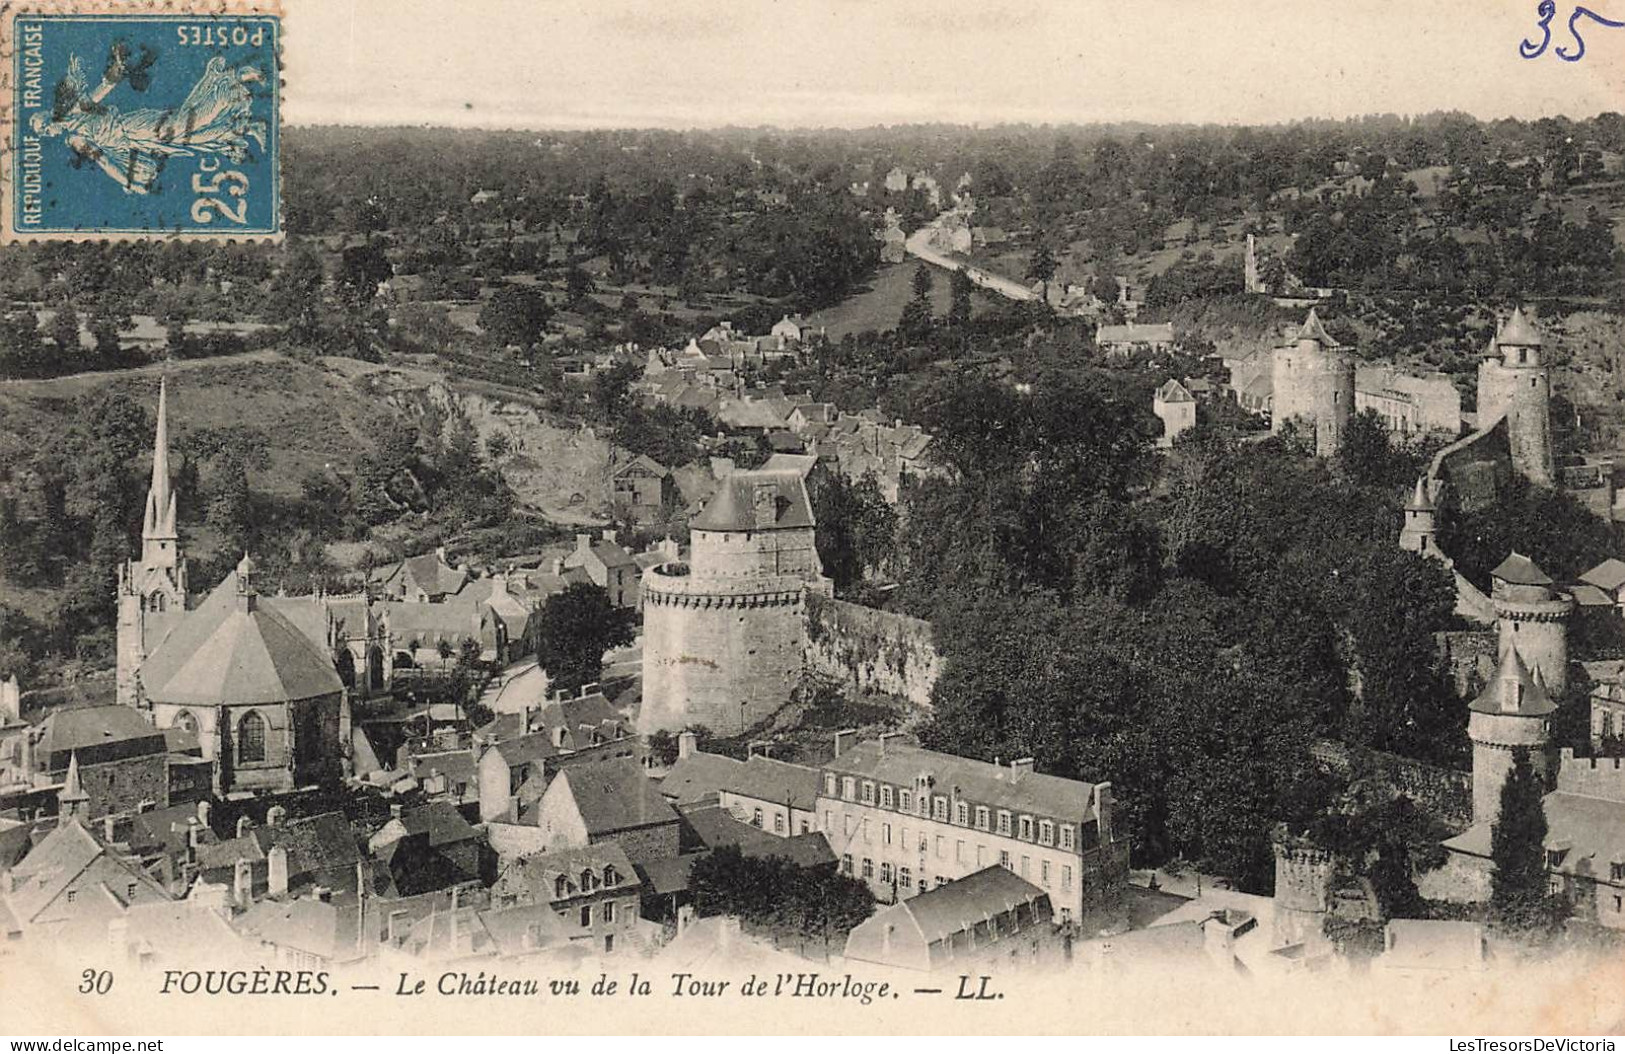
[815,733,1129,928]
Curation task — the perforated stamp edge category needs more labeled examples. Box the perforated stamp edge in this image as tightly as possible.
[0,0,285,243]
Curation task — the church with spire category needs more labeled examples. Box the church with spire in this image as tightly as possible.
[113,380,350,795]
[116,378,191,710]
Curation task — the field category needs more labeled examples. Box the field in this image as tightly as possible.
[805,261,996,340]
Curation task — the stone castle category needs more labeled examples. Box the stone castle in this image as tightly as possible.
[638,468,833,734]
[1473,307,1554,488]
[1427,307,1557,508]
[1270,308,1354,458]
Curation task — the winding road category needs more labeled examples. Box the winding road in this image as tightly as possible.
[905,218,1035,303]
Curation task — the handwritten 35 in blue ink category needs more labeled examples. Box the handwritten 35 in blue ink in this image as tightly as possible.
[1521,0,1625,61]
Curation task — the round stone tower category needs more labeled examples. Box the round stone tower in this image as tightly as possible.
[1489,551,1572,697]
[1398,476,1436,555]
[1467,647,1554,826]
[1475,306,1554,487]
[1271,308,1354,458]
[1271,828,1337,949]
[639,468,831,735]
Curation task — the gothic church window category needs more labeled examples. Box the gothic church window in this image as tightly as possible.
[238,711,266,763]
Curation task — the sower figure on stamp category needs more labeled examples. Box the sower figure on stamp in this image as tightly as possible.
[31,47,267,195]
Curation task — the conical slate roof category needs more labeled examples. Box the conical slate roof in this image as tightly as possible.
[1470,648,1556,716]
[1296,308,1338,347]
[142,378,177,541]
[140,571,343,707]
[1497,306,1543,347]
[60,751,88,804]
[1490,551,1553,587]
[1405,477,1435,512]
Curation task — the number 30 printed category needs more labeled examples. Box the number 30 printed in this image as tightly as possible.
[191,157,250,225]
[79,968,113,994]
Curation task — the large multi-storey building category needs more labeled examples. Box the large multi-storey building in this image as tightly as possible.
[814,733,1129,929]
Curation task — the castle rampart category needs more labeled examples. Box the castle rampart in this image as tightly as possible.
[638,469,830,735]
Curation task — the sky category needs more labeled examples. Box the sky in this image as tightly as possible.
[282,0,1625,130]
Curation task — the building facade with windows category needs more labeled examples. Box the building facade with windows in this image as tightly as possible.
[491,843,642,956]
[814,734,1129,928]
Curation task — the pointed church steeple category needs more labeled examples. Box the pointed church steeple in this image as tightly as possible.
[140,378,179,567]
[60,750,89,824]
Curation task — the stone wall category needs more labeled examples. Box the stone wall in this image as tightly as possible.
[640,568,812,734]
[486,820,549,861]
[1554,749,1625,803]
[1430,416,1513,513]
[82,756,168,819]
[803,595,941,709]
[1309,740,1473,833]
[1436,630,1498,697]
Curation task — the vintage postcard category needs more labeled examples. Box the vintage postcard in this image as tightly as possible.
[3,0,1625,1039]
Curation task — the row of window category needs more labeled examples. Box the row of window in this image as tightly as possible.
[552,865,621,900]
[824,778,1080,851]
[837,848,1074,895]
[171,709,268,764]
[67,881,142,905]
[740,805,810,836]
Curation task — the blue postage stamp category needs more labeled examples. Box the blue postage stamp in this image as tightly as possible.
[4,4,280,239]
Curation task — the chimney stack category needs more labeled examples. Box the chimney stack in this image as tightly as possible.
[195,800,212,828]
[267,845,289,899]
[266,805,287,828]
[235,815,253,839]
[753,481,778,529]
[390,803,403,822]
[602,529,617,545]
[233,858,253,908]
[833,729,857,758]
[677,731,697,760]
[0,675,19,725]
[575,533,591,554]
[1010,758,1035,781]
